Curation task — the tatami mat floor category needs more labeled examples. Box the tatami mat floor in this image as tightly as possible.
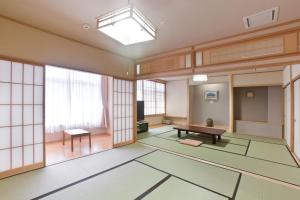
[1,126,300,200]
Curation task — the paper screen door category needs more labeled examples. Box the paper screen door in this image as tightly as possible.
[0,59,44,178]
[112,78,134,146]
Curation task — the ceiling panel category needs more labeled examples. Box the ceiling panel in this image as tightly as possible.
[0,0,300,59]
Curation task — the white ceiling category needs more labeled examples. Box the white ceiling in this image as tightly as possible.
[0,0,300,59]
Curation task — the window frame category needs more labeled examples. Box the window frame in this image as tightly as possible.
[136,80,166,116]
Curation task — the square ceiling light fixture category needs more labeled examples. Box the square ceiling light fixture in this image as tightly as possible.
[97,6,156,45]
[193,74,208,82]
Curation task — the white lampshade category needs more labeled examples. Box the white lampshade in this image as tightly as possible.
[193,74,208,82]
[97,6,156,45]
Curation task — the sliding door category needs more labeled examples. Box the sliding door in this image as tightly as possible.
[0,59,44,178]
[112,78,134,147]
[294,79,300,158]
[284,85,291,147]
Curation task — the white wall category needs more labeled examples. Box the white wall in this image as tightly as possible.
[284,85,291,146]
[294,79,300,159]
[166,80,188,117]
[292,64,300,80]
[0,17,134,78]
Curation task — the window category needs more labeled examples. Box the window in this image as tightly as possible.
[137,80,165,115]
[45,66,106,133]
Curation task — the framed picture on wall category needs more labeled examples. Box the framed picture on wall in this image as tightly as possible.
[205,91,218,100]
[246,91,255,99]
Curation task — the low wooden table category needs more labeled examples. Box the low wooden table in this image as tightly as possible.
[174,125,225,144]
[63,129,91,152]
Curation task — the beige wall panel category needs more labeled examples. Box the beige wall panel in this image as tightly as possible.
[233,71,283,87]
[166,80,188,117]
[268,86,284,125]
[235,120,282,138]
[292,64,300,80]
[283,66,291,85]
[0,17,134,78]
[145,116,164,126]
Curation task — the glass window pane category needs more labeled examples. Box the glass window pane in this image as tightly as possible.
[34,143,43,163]
[0,127,10,149]
[0,83,11,104]
[34,125,43,144]
[23,105,33,125]
[12,62,23,83]
[24,145,33,165]
[23,64,33,84]
[0,149,10,172]
[0,60,11,82]
[34,66,44,85]
[0,105,10,127]
[12,147,22,168]
[23,85,33,104]
[12,126,22,147]
[12,84,22,104]
[24,125,33,145]
[34,105,43,124]
[34,86,43,105]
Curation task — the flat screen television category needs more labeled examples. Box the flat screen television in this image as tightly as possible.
[137,101,145,121]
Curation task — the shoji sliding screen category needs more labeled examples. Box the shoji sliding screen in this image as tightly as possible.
[113,78,134,146]
[0,59,44,178]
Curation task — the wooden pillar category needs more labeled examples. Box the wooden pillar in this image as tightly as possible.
[229,74,234,133]
[133,80,137,143]
[186,79,190,125]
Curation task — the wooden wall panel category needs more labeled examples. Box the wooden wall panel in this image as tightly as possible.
[284,32,299,53]
[204,36,284,65]
[299,32,300,52]
[139,54,186,75]
[136,29,300,78]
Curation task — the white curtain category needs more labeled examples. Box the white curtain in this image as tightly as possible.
[45,66,106,133]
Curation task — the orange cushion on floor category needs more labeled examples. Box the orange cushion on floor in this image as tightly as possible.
[179,139,203,147]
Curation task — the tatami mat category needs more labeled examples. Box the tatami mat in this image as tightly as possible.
[0,144,155,200]
[224,133,285,145]
[138,137,300,186]
[137,125,174,140]
[143,176,227,200]
[236,174,300,200]
[1,125,299,200]
[41,161,168,200]
[246,141,298,166]
[137,150,239,198]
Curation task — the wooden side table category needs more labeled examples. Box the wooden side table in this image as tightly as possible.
[63,129,91,152]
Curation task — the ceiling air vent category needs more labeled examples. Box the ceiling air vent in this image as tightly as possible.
[243,7,279,29]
